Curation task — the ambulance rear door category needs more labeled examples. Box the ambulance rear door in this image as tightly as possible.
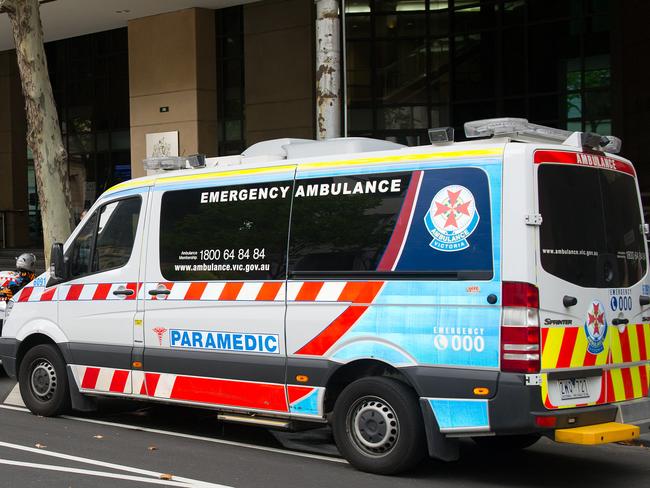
[534,149,650,409]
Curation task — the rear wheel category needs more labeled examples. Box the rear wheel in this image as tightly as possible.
[18,344,70,416]
[472,433,541,451]
[331,377,426,475]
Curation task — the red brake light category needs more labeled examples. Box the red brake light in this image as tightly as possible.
[501,282,540,374]
[502,281,539,308]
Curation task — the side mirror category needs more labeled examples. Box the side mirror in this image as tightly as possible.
[48,242,67,285]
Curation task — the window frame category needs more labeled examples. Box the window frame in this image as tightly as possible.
[64,194,143,282]
[157,181,294,282]
[287,168,494,282]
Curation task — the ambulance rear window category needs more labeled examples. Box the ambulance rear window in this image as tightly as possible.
[538,165,647,288]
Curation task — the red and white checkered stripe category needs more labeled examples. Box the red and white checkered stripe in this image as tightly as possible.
[72,365,290,412]
[18,280,384,304]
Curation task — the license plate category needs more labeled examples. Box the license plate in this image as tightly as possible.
[558,378,590,401]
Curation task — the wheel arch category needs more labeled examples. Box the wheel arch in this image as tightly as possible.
[16,333,68,378]
[323,359,419,415]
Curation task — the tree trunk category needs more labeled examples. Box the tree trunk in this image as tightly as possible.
[1,0,74,264]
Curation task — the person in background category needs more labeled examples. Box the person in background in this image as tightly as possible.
[0,253,36,301]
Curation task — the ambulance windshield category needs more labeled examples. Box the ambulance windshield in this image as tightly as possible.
[538,164,647,288]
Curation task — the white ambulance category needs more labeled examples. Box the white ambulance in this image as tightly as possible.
[1,118,649,474]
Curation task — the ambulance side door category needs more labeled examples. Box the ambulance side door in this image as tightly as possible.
[140,173,294,413]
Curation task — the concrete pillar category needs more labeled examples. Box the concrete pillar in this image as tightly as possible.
[0,50,29,248]
[244,0,315,145]
[128,8,217,178]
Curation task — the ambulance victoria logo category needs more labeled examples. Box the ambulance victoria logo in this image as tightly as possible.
[584,300,607,355]
[424,185,479,252]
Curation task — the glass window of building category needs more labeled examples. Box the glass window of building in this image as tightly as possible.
[28,28,131,242]
[216,6,246,155]
[345,0,613,145]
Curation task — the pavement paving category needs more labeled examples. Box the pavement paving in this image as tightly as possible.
[0,373,649,488]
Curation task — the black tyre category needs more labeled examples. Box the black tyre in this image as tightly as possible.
[472,433,541,451]
[332,377,426,475]
[18,344,70,416]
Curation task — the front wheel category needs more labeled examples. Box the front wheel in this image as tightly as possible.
[18,344,70,416]
[332,377,426,475]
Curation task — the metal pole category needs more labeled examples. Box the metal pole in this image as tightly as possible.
[341,0,348,137]
[315,0,341,140]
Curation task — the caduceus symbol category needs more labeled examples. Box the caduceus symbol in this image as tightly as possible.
[153,327,168,346]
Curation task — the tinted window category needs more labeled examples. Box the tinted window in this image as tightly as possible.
[67,212,98,279]
[288,169,493,279]
[289,173,411,273]
[66,196,141,279]
[160,181,292,281]
[539,165,647,288]
[93,198,142,272]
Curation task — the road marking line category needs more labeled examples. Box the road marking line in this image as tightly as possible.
[0,459,193,487]
[0,440,229,488]
[4,384,25,407]
[0,404,347,464]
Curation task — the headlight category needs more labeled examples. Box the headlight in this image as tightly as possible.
[4,300,14,319]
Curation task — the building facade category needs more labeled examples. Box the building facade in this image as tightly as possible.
[0,0,648,247]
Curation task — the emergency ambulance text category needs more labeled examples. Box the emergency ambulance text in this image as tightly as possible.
[199,178,402,204]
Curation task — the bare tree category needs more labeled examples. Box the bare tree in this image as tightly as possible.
[0,0,74,263]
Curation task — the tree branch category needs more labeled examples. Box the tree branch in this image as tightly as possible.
[0,0,16,14]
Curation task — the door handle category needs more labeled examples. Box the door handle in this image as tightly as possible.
[640,295,650,306]
[563,295,578,307]
[148,289,171,296]
[611,318,629,326]
[113,289,134,296]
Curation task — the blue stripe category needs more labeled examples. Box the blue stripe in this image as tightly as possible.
[427,398,489,430]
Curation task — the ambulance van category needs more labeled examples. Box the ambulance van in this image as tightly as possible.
[1,118,649,474]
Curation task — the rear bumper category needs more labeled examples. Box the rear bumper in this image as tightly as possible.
[488,372,620,434]
[421,371,649,436]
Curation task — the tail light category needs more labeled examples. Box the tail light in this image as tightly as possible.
[501,282,540,373]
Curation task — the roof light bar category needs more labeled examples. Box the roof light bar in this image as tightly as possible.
[465,118,572,142]
[143,156,186,171]
[464,118,622,153]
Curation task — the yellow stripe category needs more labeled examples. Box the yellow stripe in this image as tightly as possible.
[540,374,550,407]
[595,342,610,366]
[627,324,641,362]
[542,328,564,370]
[570,328,588,367]
[299,147,504,170]
[645,324,650,356]
[630,366,643,399]
[610,368,626,401]
[108,164,296,193]
[107,147,504,194]
[610,328,623,364]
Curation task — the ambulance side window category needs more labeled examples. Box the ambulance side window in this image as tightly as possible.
[288,168,493,279]
[67,212,99,279]
[288,173,411,273]
[66,196,142,280]
[159,181,292,281]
